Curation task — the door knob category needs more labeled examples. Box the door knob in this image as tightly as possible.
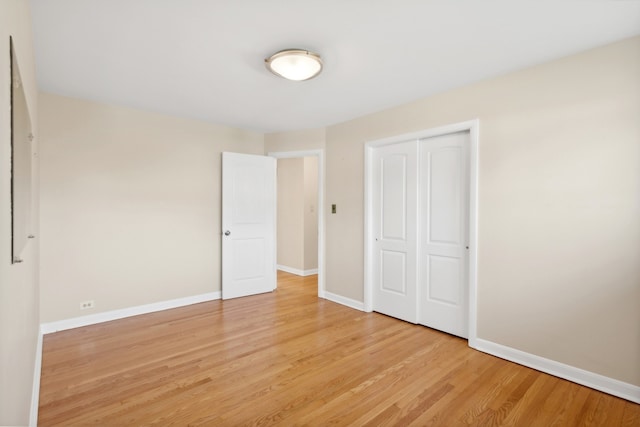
[224,230,231,236]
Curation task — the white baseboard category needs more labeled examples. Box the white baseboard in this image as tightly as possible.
[277,265,318,277]
[474,338,640,404]
[40,292,221,334]
[323,291,365,312]
[29,327,43,427]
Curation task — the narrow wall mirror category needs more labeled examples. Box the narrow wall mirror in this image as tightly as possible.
[10,36,34,264]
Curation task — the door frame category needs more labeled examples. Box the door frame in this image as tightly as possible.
[364,120,479,348]
[267,149,325,298]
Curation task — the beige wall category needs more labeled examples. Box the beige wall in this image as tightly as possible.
[0,0,40,425]
[324,36,640,386]
[39,93,263,322]
[277,158,304,270]
[303,157,318,271]
[265,127,326,153]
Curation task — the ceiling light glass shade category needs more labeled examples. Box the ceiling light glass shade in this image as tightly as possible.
[265,49,323,81]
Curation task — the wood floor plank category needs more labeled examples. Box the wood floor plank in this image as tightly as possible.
[38,271,640,426]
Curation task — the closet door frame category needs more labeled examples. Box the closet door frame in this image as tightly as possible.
[364,119,479,348]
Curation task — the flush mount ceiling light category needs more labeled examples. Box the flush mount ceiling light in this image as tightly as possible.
[265,49,323,81]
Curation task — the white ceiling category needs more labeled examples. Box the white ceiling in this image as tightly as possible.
[30,0,640,133]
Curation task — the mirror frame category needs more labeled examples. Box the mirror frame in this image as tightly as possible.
[9,36,34,264]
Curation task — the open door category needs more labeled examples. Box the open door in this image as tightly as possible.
[222,152,276,299]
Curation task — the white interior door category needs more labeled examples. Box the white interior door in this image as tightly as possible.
[418,132,470,338]
[222,152,276,299]
[372,142,418,323]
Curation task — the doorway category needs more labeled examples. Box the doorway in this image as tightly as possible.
[268,150,325,298]
[276,157,318,277]
[364,120,479,346]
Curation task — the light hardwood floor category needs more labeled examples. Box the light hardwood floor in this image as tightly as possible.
[39,271,639,426]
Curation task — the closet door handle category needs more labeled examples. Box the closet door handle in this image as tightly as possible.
[224,230,231,236]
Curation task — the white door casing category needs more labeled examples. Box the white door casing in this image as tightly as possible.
[418,132,470,338]
[222,152,276,300]
[372,141,418,323]
[364,120,478,344]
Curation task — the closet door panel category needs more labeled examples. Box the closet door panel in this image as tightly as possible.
[372,141,418,323]
[418,132,470,338]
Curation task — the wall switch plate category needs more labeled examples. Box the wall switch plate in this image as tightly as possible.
[80,300,95,310]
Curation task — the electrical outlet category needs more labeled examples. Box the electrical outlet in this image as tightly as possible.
[80,300,95,310]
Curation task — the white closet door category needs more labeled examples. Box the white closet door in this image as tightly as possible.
[418,132,470,338]
[372,141,418,323]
